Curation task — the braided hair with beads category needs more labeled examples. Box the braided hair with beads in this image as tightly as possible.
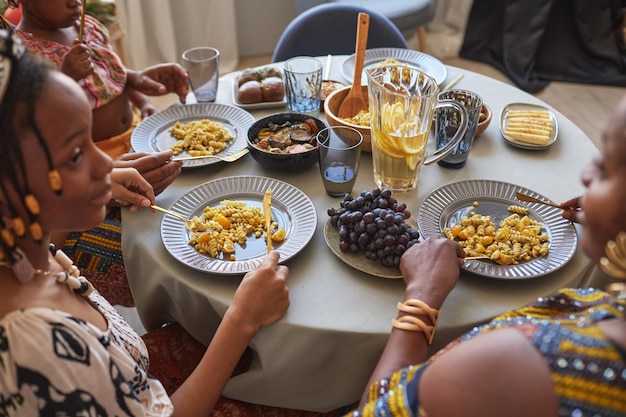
[0,30,63,267]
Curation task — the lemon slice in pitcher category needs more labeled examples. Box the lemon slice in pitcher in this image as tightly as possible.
[373,129,405,159]
[405,154,421,170]
[400,132,428,170]
[382,102,405,132]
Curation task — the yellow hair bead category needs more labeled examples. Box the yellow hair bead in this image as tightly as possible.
[24,194,40,215]
[1,228,14,247]
[12,217,25,237]
[48,169,62,193]
[29,222,42,241]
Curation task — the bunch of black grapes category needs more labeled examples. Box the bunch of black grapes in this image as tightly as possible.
[327,188,420,267]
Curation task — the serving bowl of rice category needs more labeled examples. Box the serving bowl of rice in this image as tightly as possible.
[323,85,372,152]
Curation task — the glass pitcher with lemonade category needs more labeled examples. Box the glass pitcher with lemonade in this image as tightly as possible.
[366,65,468,191]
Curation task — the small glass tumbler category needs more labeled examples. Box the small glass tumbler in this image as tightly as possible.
[284,56,323,115]
[182,46,220,103]
[316,126,363,197]
[436,89,483,169]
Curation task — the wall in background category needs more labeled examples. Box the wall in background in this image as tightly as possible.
[235,0,297,57]
[116,0,239,72]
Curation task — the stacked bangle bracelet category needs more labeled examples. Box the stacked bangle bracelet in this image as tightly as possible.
[391,299,440,344]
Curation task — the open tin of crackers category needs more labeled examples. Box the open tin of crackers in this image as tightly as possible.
[499,103,558,150]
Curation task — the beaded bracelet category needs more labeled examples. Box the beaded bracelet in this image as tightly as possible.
[391,299,440,344]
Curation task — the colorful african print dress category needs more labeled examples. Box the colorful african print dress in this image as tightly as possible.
[350,288,626,417]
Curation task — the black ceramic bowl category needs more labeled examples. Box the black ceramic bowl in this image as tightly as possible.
[247,112,327,171]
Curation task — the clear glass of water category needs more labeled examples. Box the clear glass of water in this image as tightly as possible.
[182,47,220,103]
[316,126,363,197]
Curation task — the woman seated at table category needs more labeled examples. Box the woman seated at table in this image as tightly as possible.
[6,0,189,307]
[0,30,333,416]
[350,97,626,415]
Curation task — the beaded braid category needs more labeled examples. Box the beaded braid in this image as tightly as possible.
[0,30,59,263]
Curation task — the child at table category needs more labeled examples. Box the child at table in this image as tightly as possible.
[6,0,187,305]
[7,0,190,154]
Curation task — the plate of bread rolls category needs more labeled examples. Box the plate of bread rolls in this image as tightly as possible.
[233,65,287,109]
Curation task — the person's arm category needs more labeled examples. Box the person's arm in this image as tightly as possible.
[357,237,464,406]
[109,166,155,211]
[114,150,182,196]
[418,328,559,417]
[125,87,158,118]
[356,238,560,417]
[169,251,289,416]
[126,63,189,104]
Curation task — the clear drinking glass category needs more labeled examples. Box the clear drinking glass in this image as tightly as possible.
[436,89,483,169]
[284,56,323,115]
[182,47,220,103]
[316,126,363,197]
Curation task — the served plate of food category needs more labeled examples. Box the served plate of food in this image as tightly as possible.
[323,218,418,279]
[232,65,287,109]
[418,179,577,280]
[323,188,420,279]
[131,103,254,168]
[341,47,447,86]
[499,103,558,150]
[160,176,316,275]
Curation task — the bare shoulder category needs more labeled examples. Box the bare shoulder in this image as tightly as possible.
[419,327,558,417]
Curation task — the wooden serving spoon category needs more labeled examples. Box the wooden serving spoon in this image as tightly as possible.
[337,12,370,119]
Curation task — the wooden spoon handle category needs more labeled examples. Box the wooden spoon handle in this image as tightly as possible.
[352,12,370,86]
[78,0,87,42]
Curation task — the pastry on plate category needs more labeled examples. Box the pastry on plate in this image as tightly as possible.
[237,80,263,104]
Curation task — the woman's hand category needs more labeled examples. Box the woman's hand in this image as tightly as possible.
[229,251,290,335]
[400,237,464,309]
[126,63,190,104]
[560,196,584,223]
[61,43,93,81]
[114,150,182,196]
[110,167,155,211]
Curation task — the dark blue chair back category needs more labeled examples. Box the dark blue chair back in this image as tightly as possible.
[272,3,408,62]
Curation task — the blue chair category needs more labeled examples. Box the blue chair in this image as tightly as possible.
[272,3,408,63]
[295,0,437,52]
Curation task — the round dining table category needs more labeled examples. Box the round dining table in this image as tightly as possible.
[122,55,604,412]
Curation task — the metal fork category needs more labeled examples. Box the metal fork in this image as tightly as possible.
[515,192,563,209]
[150,205,196,231]
[172,148,249,162]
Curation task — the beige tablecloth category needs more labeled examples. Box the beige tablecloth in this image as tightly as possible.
[122,56,601,411]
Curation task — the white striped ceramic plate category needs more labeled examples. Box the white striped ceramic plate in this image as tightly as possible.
[417,179,577,280]
[341,47,447,86]
[131,103,254,168]
[161,176,316,275]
